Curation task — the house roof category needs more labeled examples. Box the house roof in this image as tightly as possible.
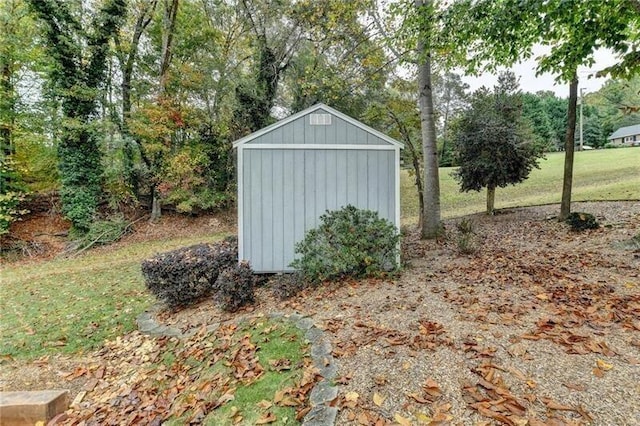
[232,103,404,148]
[608,123,640,140]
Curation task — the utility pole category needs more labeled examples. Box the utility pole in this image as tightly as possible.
[579,87,585,151]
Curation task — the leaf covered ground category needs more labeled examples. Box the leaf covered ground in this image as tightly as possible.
[157,201,639,425]
[2,201,638,425]
[56,318,316,425]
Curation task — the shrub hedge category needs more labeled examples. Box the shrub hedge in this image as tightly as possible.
[141,237,238,309]
[213,261,255,312]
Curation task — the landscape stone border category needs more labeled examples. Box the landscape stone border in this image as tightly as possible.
[136,308,339,426]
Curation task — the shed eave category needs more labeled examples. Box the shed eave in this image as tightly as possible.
[232,103,404,149]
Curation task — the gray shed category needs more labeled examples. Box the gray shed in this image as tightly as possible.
[233,103,403,272]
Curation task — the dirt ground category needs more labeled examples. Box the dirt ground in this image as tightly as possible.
[2,201,639,425]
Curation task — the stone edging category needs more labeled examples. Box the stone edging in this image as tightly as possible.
[136,309,338,426]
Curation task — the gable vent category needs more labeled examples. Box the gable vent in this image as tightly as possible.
[310,113,332,125]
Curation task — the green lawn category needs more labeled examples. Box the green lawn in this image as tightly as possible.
[0,233,227,360]
[401,148,640,223]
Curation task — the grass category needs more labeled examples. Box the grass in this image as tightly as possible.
[0,233,227,360]
[401,148,640,224]
[156,319,306,426]
[201,320,306,426]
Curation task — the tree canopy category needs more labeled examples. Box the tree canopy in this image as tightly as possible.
[453,72,543,214]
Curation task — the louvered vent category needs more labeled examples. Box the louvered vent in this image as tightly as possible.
[310,113,332,125]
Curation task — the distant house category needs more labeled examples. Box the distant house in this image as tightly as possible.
[608,124,640,146]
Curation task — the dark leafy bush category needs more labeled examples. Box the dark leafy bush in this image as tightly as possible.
[141,237,238,309]
[213,261,255,312]
[270,272,309,300]
[290,205,400,283]
[566,212,599,231]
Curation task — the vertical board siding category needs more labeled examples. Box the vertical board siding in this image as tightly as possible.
[293,150,306,265]
[261,150,273,270]
[247,150,261,270]
[283,149,296,268]
[243,148,395,272]
[272,150,284,270]
[239,107,399,272]
[246,108,391,145]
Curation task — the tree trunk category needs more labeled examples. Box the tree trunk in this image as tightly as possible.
[160,0,179,95]
[486,185,496,215]
[0,62,14,157]
[149,0,179,222]
[151,185,162,221]
[118,0,157,197]
[416,0,441,239]
[387,108,424,229]
[559,76,578,221]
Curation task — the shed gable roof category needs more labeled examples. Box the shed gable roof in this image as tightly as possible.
[232,103,404,148]
[608,123,640,139]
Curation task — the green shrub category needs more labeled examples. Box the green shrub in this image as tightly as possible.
[290,205,400,283]
[141,237,238,309]
[0,192,28,236]
[213,261,255,312]
[566,212,599,231]
[0,157,29,235]
[455,218,478,254]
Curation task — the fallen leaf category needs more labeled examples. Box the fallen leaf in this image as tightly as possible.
[374,375,387,385]
[336,375,351,385]
[256,400,272,409]
[71,391,86,407]
[563,382,587,391]
[407,392,430,404]
[541,397,574,411]
[83,378,99,392]
[394,413,412,426]
[593,367,604,378]
[255,412,276,424]
[596,359,613,371]
[345,391,359,402]
[357,412,371,425]
[373,392,385,407]
[415,412,432,424]
[274,390,285,403]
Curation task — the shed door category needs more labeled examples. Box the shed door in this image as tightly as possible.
[242,148,395,272]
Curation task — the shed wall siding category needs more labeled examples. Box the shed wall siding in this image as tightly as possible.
[242,148,395,272]
[246,109,390,146]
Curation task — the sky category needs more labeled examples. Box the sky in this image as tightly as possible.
[462,47,619,98]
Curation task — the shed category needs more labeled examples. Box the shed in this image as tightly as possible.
[233,103,404,272]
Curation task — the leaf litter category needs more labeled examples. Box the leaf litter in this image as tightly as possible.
[12,202,637,425]
[271,202,639,425]
[58,319,318,425]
